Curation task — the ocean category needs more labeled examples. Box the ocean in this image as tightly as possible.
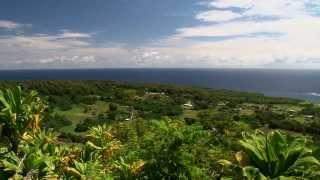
[0,68,320,102]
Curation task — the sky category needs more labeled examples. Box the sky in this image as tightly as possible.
[1,0,320,69]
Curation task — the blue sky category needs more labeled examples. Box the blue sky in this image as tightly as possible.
[1,0,320,69]
[0,0,202,45]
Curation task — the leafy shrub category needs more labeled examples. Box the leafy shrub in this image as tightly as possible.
[109,103,119,112]
[219,130,320,179]
[43,114,72,130]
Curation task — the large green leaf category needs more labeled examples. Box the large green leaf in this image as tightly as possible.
[219,130,320,179]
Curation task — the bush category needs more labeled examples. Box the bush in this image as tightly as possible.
[43,114,72,130]
[184,117,197,125]
[109,103,119,112]
[59,132,86,143]
[300,105,320,116]
[75,115,112,132]
[58,102,73,111]
[75,118,96,132]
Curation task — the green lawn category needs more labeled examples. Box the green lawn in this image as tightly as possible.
[240,108,255,116]
[293,116,306,124]
[272,104,302,113]
[52,101,109,134]
[53,106,89,123]
[182,109,198,119]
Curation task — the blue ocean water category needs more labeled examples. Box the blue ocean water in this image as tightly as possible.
[0,68,320,102]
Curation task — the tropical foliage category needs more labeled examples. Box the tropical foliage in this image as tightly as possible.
[0,84,319,179]
[219,130,320,179]
[0,86,46,152]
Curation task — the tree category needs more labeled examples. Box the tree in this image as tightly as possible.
[109,103,119,112]
[141,119,206,179]
[0,86,46,152]
[219,130,320,179]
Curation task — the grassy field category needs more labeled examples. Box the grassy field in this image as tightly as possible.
[52,101,308,136]
[182,109,198,119]
[54,102,204,134]
[52,101,109,134]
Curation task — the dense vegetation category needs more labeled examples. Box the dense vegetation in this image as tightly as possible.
[0,81,320,179]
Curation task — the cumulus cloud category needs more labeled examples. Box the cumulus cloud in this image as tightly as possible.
[129,0,320,69]
[0,20,30,30]
[0,31,92,50]
[2,1,320,69]
[57,31,92,39]
[37,55,96,64]
[176,17,320,38]
[0,20,21,29]
[109,0,320,69]
[0,31,103,68]
[209,0,308,18]
[209,0,253,9]
[151,0,320,68]
[131,49,172,66]
[196,10,241,22]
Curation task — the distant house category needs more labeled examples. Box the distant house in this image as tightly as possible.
[183,101,194,108]
[211,127,217,133]
[288,110,296,116]
[252,105,260,110]
[288,109,296,113]
[106,95,115,100]
[304,115,314,119]
[133,95,144,100]
[125,111,134,121]
[87,95,102,100]
[145,91,165,96]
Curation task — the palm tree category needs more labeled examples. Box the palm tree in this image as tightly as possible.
[219,130,320,179]
[0,86,46,152]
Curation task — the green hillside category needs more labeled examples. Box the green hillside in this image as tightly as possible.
[0,81,319,179]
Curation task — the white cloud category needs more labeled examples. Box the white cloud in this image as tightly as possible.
[196,10,241,22]
[0,31,108,68]
[0,20,25,29]
[146,0,320,68]
[58,32,92,39]
[4,45,132,68]
[0,31,92,50]
[2,1,320,69]
[209,0,253,9]
[176,17,320,38]
[209,0,311,18]
[37,55,96,64]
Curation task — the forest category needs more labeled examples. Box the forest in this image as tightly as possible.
[0,80,320,179]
